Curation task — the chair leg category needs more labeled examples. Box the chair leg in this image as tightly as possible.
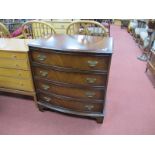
[38,105,45,112]
[33,94,38,107]
[145,66,148,72]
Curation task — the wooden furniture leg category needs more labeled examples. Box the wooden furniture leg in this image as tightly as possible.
[96,117,104,123]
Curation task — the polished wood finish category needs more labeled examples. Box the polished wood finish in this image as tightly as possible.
[35,79,105,100]
[0,39,35,100]
[38,92,103,113]
[37,101,104,118]
[33,66,107,86]
[31,50,110,71]
[29,34,113,123]
[28,34,113,53]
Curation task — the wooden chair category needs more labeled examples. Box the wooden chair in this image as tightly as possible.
[22,20,56,39]
[66,20,107,37]
[0,22,11,38]
[0,22,24,38]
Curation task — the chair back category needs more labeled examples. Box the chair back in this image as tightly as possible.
[22,20,56,39]
[66,20,107,37]
[0,22,10,38]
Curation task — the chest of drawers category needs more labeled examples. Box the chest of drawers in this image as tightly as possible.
[28,34,113,123]
[0,39,35,99]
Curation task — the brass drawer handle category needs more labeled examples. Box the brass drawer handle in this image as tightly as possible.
[39,71,48,77]
[43,96,51,102]
[85,91,96,98]
[42,84,50,90]
[85,105,94,111]
[86,77,96,84]
[37,54,46,61]
[87,60,98,67]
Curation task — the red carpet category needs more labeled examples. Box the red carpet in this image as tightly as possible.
[0,25,155,135]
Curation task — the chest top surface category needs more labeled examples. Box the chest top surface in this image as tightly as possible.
[0,39,32,52]
[28,34,113,54]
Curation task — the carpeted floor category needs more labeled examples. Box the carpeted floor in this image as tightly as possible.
[0,25,155,135]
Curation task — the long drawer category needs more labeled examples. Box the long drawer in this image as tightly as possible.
[35,79,105,100]
[38,92,103,113]
[0,68,32,79]
[0,76,34,91]
[33,67,107,86]
[0,59,29,70]
[0,51,28,59]
[31,51,110,71]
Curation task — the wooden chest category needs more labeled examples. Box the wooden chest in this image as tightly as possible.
[28,34,113,123]
[0,39,35,98]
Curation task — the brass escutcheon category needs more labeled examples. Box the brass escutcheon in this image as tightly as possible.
[39,71,48,77]
[85,105,94,111]
[43,96,51,102]
[86,77,96,84]
[87,60,98,67]
[37,54,46,61]
[85,91,96,98]
[42,84,50,90]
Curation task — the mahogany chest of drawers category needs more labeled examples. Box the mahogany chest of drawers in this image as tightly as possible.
[0,39,35,99]
[28,34,113,123]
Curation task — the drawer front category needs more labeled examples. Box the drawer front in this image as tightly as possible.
[0,68,32,79]
[0,59,29,70]
[0,51,28,59]
[33,67,107,86]
[38,92,103,113]
[0,76,34,91]
[31,51,110,71]
[35,80,105,100]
